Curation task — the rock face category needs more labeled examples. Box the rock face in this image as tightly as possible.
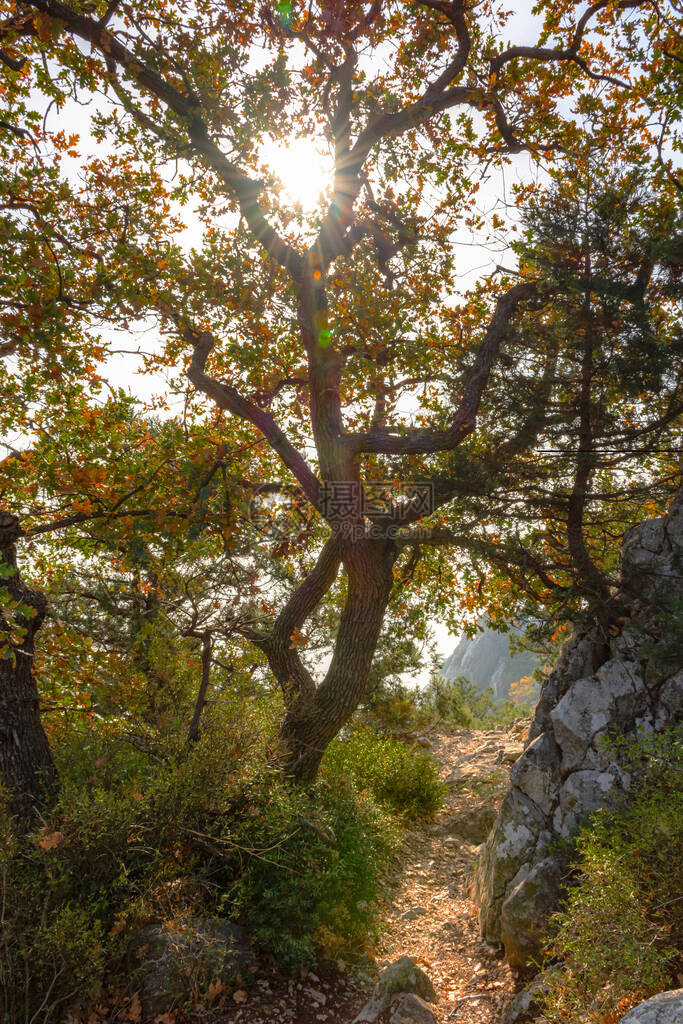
[473,493,683,969]
[617,989,683,1024]
[441,621,541,702]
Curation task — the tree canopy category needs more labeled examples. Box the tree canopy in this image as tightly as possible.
[0,0,681,792]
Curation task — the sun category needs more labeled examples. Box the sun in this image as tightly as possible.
[259,136,334,212]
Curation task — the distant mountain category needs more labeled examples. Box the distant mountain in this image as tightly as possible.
[440,621,542,702]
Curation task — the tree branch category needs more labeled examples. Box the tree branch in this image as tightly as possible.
[344,280,538,456]
[21,0,302,276]
[185,326,322,511]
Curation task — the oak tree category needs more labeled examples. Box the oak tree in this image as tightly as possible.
[1,0,681,787]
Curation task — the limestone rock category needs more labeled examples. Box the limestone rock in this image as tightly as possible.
[473,788,548,943]
[549,660,645,773]
[442,802,497,844]
[389,993,437,1024]
[616,989,683,1024]
[509,733,561,817]
[352,957,436,1023]
[473,491,683,971]
[499,860,563,970]
[554,769,622,837]
[377,957,436,1002]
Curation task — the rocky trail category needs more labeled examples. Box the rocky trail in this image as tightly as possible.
[214,723,528,1024]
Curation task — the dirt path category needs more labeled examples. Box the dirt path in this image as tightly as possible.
[215,724,527,1024]
[372,727,526,1023]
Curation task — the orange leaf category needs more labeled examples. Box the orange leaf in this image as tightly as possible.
[38,830,63,851]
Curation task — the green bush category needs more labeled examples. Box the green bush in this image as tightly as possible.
[227,773,399,969]
[362,673,533,735]
[322,726,445,818]
[542,725,683,1024]
[0,695,406,1018]
[418,674,532,729]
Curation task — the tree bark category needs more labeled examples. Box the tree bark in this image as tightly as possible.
[187,631,212,744]
[0,513,57,823]
[277,537,397,783]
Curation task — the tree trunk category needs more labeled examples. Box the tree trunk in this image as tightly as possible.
[278,537,396,783]
[0,513,57,823]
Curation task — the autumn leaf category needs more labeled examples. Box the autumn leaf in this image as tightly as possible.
[38,830,63,851]
[207,979,224,1000]
[289,627,309,649]
[127,993,142,1023]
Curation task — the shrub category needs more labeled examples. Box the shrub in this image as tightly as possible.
[542,725,683,1024]
[322,726,445,818]
[418,674,533,730]
[227,773,400,969]
[0,693,405,1018]
[362,672,533,735]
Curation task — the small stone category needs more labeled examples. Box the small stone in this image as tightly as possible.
[306,988,327,1005]
[389,992,437,1024]
[399,906,428,921]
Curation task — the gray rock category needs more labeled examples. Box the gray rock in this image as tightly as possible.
[389,993,437,1024]
[554,769,622,836]
[441,621,542,702]
[352,957,436,1023]
[377,957,436,1002]
[616,989,683,1024]
[443,803,497,844]
[658,672,683,719]
[473,788,548,943]
[509,733,561,817]
[130,917,252,1016]
[501,972,554,1024]
[550,661,644,774]
[474,491,683,971]
[499,859,563,970]
[399,906,428,921]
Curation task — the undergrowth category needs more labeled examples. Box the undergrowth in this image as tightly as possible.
[363,672,533,734]
[0,686,441,1022]
[322,726,445,817]
[541,724,683,1024]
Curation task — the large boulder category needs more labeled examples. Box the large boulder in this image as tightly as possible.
[473,491,683,970]
[617,989,683,1024]
[389,993,437,1024]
